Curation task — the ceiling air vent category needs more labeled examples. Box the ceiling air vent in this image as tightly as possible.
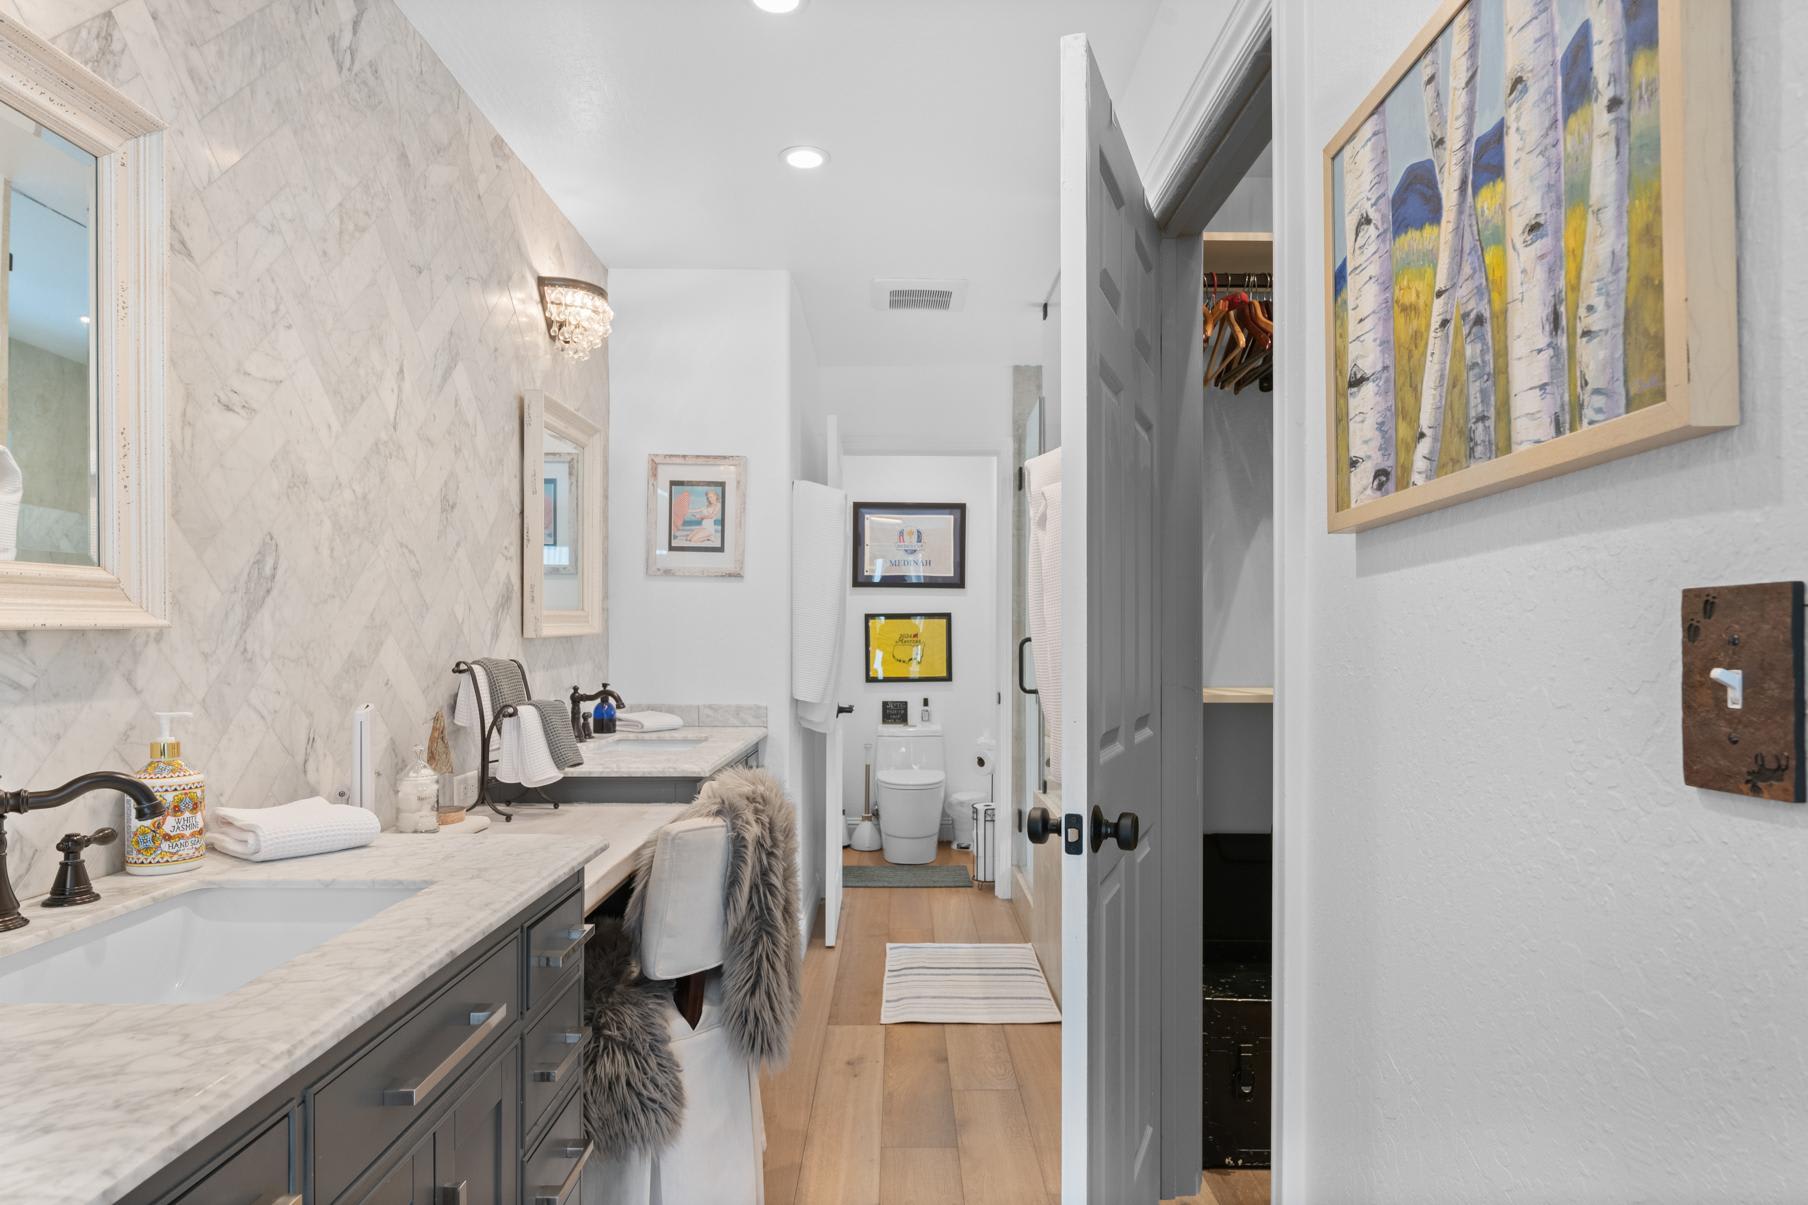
[871,278,968,313]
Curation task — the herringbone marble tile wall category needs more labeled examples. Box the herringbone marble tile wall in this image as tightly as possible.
[0,0,611,896]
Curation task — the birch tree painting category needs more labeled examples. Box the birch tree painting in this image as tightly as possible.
[1329,0,1674,527]
[1411,2,1484,486]
[1343,110,1396,504]
[1575,0,1629,425]
[1502,0,1568,449]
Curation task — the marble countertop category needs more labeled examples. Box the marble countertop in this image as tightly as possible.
[567,725,765,780]
[0,804,683,1205]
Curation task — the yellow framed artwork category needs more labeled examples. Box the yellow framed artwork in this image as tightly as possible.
[864,613,953,683]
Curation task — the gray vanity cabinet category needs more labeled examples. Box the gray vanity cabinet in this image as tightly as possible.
[126,875,590,1205]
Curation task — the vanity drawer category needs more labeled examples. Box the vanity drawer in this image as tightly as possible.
[172,1110,292,1204]
[525,888,589,1011]
[523,972,588,1135]
[313,935,520,1204]
[523,1090,591,1205]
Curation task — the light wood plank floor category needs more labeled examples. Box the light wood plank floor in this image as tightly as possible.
[760,844,1269,1205]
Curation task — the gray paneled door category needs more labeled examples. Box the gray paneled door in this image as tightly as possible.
[1057,32,1165,1205]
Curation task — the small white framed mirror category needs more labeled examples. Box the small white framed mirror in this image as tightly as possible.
[521,390,605,638]
[0,18,168,629]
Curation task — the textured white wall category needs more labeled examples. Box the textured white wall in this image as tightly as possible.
[1274,2,1808,1200]
[0,0,609,899]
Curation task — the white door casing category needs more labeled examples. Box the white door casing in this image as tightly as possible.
[823,414,846,947]
[1058,34,1166,1204]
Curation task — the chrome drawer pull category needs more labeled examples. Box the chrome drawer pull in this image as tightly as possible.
[531,1140,593,1205]
[531,922,595,969]
[532,1039,585,1084]
[382,1002,509,1106]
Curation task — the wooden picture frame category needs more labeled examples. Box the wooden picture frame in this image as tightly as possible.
[646,454,747,577]
[851,501,967,589]
[1322,0,1735,533]
[521,391,605,638]
[864,612,954,683]
[0,17,169,628]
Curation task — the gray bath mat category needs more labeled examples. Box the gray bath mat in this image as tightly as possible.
[845,864,973,889]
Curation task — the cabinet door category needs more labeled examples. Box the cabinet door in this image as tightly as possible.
[355,1127,433,1205]
[435,1041,519,1205]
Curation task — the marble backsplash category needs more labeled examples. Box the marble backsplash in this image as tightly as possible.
[0,0,610,899]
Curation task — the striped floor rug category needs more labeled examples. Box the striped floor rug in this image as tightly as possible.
[880,943,1062,1024]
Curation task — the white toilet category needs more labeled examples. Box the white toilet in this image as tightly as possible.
[873,723,946,864]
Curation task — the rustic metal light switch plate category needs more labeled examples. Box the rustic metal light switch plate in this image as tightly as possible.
[1681,582,1805,802]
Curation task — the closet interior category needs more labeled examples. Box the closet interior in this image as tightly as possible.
[1198,214,1275,1173]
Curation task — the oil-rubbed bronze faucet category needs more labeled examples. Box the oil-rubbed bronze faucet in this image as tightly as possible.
[0,773,165,932]
[568,684,627,741]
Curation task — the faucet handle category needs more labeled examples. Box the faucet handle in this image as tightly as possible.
[55,827,116,855]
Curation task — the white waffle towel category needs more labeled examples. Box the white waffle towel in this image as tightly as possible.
[615,710,683,733]
[453,662,566,788]
[210,796,380,862]
[0,447,21,562]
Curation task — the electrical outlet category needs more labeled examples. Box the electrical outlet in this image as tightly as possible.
[1681,582,1805,802]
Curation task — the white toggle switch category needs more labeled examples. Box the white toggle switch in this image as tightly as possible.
[1710,667,1744,710]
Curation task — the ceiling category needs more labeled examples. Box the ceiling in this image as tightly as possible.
[394,0,1163,366]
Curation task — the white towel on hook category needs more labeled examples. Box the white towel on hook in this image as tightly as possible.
[210,796,380,862]
[1026,449,1063,783]
[792,479,848,734]
[0,448,22,562]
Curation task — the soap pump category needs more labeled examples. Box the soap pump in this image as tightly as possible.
[127,711,206,875]
[920,697,932,724]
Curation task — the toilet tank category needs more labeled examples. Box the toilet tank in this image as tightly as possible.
[873,723,944,773]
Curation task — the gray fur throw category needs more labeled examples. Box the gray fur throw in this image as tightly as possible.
[581,918,684,1158]
[627,767,803,1065]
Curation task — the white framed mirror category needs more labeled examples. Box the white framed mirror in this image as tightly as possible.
[0,18,167,629]
[521,389,604,638]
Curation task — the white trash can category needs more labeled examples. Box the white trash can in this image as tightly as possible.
[969,801,997,883]
[949,789,984,849]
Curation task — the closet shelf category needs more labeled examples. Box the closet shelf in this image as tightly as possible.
[1202,686,1274,704]
[1200,232,1273,274]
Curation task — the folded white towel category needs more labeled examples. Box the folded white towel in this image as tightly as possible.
[615,710,683,733]
[210,796,381,862]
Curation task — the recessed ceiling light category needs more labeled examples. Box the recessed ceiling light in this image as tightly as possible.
[782,145,828,170]
[751,0,804,12]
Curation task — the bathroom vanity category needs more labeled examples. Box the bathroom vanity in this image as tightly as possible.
[493,724,766,806]
[0,813,679,1205]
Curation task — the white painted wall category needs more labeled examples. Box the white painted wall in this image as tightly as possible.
[1273,2,1808,1199]
[1118,0,1239,181]
[606,268,801,871]
[787,281,826,928]
[818,364,1014,457]
[838,454,1002,832]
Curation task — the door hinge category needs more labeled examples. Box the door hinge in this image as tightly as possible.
[1041,301,1049,321]
[1016,465,1025,491]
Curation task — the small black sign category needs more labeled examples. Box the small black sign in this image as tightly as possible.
[881,700,909,725]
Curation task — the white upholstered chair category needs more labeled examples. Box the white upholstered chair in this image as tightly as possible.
[583,817,766,1205]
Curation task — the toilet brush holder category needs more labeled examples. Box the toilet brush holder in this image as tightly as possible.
[851,758,882,851]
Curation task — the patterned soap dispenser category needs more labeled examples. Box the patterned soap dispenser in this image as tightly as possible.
[127,711,207,875]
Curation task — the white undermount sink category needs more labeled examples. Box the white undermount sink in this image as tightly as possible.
[598,737,707,752]
[0,883,422,1005]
